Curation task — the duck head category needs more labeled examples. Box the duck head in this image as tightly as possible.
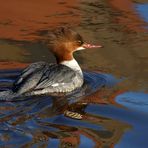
[47,27,102,63]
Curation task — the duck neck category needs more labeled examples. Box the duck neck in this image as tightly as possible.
[60,59,83,76]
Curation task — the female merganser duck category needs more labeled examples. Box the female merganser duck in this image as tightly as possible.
[0,27,102,100]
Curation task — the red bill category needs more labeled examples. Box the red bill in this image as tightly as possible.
[82,43,102,48]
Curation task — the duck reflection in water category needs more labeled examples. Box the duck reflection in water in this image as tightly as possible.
[0,67,130,148]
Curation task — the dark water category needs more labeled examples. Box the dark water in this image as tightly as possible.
[0,0,148,148]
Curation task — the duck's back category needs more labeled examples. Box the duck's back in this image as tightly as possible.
[12,61,83,96]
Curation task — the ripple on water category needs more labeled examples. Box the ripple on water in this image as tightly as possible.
[116,92,148,114]
[0,69,147,148]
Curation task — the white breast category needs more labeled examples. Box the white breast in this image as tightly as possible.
[60,59,83,76]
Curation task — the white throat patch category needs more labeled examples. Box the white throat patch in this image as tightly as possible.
[76,46,85,51]
[60,59,83,76]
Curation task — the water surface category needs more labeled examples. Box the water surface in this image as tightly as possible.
[0,0,148,147]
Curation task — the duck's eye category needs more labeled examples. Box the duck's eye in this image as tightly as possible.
[77,40,83,45]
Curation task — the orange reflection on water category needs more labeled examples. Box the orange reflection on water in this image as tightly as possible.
[0,0,80,41]
[109,0,148,32]
[0,61,28,70]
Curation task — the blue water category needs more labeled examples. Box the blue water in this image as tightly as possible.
[116,92,148,113]
[136,3,148,23]
[0,69,147,147]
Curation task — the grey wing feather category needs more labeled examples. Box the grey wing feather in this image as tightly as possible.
[13,62,48,94]
[12,63,80,95]
[14,62,46,85]
[35,64,76,90]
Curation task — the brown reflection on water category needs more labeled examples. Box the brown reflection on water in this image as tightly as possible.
[30,88,129,147]
[0,40,28,62]
[78,0,148,91]
[0,61,28,70]
[0,0,80,41]
[78,87,125,106]
[0,85,130,147]
[108,0,148,32]
[107,0,148,91]
[58,120,129,148]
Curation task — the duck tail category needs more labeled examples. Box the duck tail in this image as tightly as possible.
[0,90,16,101]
